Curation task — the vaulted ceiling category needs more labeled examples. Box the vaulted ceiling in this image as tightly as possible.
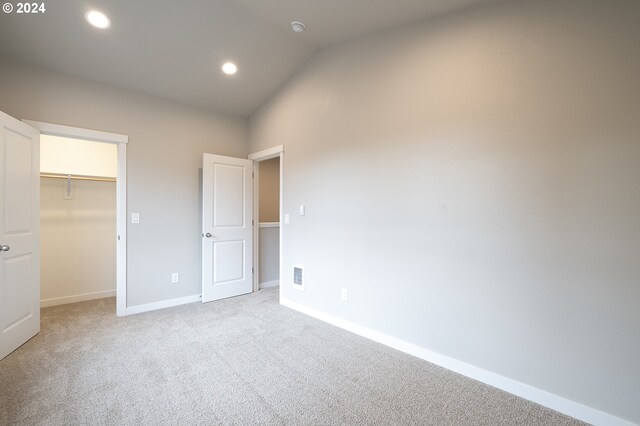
[0,0,497,117]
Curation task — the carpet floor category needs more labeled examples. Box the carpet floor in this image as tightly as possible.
[0,288,585,425]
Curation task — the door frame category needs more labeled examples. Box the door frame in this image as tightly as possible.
[23,120,128,316]
[248,145,284,296]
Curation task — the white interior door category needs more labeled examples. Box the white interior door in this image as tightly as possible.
[202,154,253,303]
[0,112,40,360]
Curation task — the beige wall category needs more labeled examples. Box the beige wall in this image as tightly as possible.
[40,178,116,306]
[249,0,640,423]
[41,134,118,178]
[258,157,280,222]
[0,59,248,307]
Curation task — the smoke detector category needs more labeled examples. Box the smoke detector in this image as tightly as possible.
[291,21,306,33]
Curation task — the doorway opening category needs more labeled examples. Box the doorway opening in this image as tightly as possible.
[248,145,284,295]
[24,121,128,316]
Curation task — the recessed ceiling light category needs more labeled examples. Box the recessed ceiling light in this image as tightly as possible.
[222,62,238,75]
[86,10,111,29]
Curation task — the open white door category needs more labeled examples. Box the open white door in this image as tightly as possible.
[0,112,40,360]
[202,154,253,303]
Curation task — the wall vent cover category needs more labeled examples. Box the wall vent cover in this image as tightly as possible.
[293,267,303,285]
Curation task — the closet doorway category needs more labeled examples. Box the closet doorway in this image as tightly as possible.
[249,145,283,293]
[24,121,127,316]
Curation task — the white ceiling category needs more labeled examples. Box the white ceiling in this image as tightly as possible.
[0,0,496,117]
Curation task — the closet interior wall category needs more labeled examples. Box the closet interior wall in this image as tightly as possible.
[40,136,117,307]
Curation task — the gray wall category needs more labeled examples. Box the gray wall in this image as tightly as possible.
[259,226,279,285]
[249,0,640,423]
[0,59,247,307]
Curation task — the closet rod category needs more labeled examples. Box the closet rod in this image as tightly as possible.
[40,173,116,183]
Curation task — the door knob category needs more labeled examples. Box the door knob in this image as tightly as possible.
[205,233,212,238]
[0,245,9,252]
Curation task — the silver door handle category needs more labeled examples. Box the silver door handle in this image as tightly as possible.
[204,233,213,238]
[0,245,9,252]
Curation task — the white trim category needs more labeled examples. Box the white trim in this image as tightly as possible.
[259,280,279,289]
[22,120,128,144]
[25,120,128,317]
[259,222,280,228]
[41,290,116,308]
[116,144,127,316]
[280,298,635,426]
[125,294,201,315]
[252,162,260,292]
[278,152,283,303]
[248,144,284,161]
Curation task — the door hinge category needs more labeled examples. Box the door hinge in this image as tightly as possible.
[252,267,254,274]
[252,219,254,226]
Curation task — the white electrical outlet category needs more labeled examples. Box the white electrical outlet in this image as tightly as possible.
[131,213,140,224]
[341,288,348,302]
[284,213,290,224]
[171,273,179,284]
[299,205,305,216]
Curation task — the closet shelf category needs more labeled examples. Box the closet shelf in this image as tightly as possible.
[40,172,116,183]
[259,222,280,228]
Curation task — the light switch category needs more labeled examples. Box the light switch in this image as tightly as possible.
[131,213,140,224]
[284,214,290,224]
[299,205,305,216]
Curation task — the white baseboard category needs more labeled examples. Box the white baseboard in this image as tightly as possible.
[125,294,201,315]
[260,280,279,289]
[41,290,116,308]
[280,298,634,426]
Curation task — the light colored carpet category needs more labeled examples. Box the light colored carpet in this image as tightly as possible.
[0,288,585,425]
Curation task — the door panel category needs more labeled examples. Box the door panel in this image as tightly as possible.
[4,254,35,331]
[0,111,40,360]
[213,164,245,227]
[213,240,244,283]
[4,128,33,233]
[202,154,252,303]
